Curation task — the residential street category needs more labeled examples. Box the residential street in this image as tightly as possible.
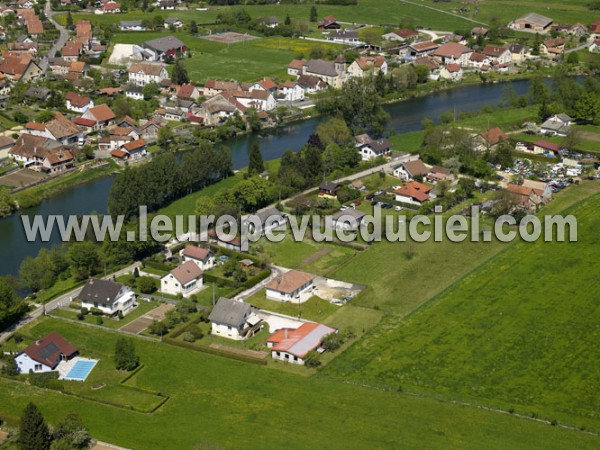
[0,262,141,345]
[40,1,70,71]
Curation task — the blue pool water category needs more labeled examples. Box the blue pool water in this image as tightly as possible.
[65,359,98,381]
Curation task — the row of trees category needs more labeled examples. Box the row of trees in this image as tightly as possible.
[108,143,233,220]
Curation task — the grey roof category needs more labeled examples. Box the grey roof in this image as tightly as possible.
[369,138,391,153]
[253,206,284,224]
[304,59,338,77]
[505,43,525,53]
[329,30,359,40]
[164,18,182,25]
[121,20,143,27]
[541,118,570,133]
[208,298,251,328]
[78,278,124,306]
[320,181,339,192]
[517,12,553,27]
[142,36,186,53]
[333,208,366,221]
[555,113,572,122]
[24,87,50,99]
[127,85,143,93]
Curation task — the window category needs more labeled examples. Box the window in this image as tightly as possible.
[34,364,42,371]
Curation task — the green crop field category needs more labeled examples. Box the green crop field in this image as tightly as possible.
[325,181,600,431]
[1,317,599,450]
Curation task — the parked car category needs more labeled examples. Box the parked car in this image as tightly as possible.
[395,205,403,211]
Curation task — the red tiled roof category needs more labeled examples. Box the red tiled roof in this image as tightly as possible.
[288,59,305,70]
[66,91,90,108]
[394,181,431,203]
[182,245,210,261]
[167,260,203,285]
[73,117,96,127]
[267,322,337,358]
[88,104,116,122]
[445,63,461,73]
[265,270,314,294]
[122,138,146,151]
[433,42,471,58]
[480,127,508,145]
[393,28,418,39]
[110,149,128,158]
[534,140,561,152]
[26,121,46,131]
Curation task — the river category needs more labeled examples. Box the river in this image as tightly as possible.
[0,79,533,276]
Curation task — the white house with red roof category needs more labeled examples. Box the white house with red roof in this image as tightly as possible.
[111,138,147,160]
[265,270,315,302]
[347,56,388,78]
[382,28,418,42]
[394,181,432,205]
[160,260,203,297]
[15,332,78,373]
[279,80,304,102]
[180,245,215,271]
[65,92,94,113]
[439,63,463,81]
[267,322,337,365]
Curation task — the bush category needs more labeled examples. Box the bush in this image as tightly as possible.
[137,276,157,294]
[12,333,23,343]
[182,332,196,343]
[76,313,84,320]
[89,307,103,316]
[80,307,88,315]
[69,302,81,310]
[304,351,321,368]
[96,316,103,325]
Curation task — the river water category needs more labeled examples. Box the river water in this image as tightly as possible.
[0,79,532,276]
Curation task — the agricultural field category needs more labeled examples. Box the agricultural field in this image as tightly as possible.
[325,181,600,431]
[1,318,599,450]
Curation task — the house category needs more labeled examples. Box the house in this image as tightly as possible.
[591,21,600,39]
[15,332,77,374]
[128,62,168,86]
[511,12,553,33]
[125,85,144,100]
[258,16,278,28]
[301,57,347,89]
[507,183,549,210]
[354,134,392,160]
[68,61,86,79]
[8,134,59,166]
[177,83,202,101]
[202,80,240,97]
[103,2,121,13]
[160,260,203,297]
[318,181,339,198]
[482,45,512,64]
[267,322,336,365]
[477,127,509,150]
[0,55,42,81]
[245,206,287,235]
[230,89,276,112]
[120,20,146,31]
[0,136,15,160]
[81,104,116,129]
[297,74,328,93]
[199,94,240,125]
[279,80,305,102]
[439,63,463,80]
[48,57,71,75]
[287,59,305,77]
[208,298,261,341]
[540,113,572,136]
[65,92,94,113]
[408,41,440,58]
[568,23,588,37]
[41,149,74,174]
[139,118,163,139]
[140,36,186,61]
[332,208,366,232]
[180,245,215,271]
[393,159,429,181]
[503,43,527,62]
[533,140,562,155]
[24,87,50,102]
[26,16,43,37]
[431,42,472,65]
[158,0,176,10]
[327,30,362,45]
[43,113,83,145]
[318,16,340,30]
[471,27,489,38]
[468,52,490,69]
[590,39,600,53]
[541,38,565,56]
[265,270,315,302]
[426,165,453,183]
[347,56,388,78]
[111,138,147,159]
[164,17,183,29]
[78,278,136,316]
[60,41,82,62]
[249,77,278,94]
[394,181,432,205]
[382,28,418,42]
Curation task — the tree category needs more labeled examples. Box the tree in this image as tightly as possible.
[19,402,51,450]
[157,126,173,150]
[304,350,321,368]
[142,82,159,100]
[171,60,189,85]
[309,5,318,22]
[575,92,600,123]
[68,242,99,280]
[195,196,215,217]
[52,413,90,449]
[136,276,156,294]
[562,128,582,150]
[35,110,55,123]
[114,338,139,371]
[190,20,198,34]
[12,111,28,124]
[0,187,15,218]
[66,11,73,29]
[245,107,262,132]
[1,356,18,376]
[247,142,264,176]
[316,117,352,147]
[566,51,579,65]
[284,14,291,26]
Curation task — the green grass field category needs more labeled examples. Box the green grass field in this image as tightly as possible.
[325,181,600,431]
[1,317,599,449]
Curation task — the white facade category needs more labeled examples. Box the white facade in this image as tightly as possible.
[160,272,203,297]
[211,322,244,340]
[66,98,94,114]
[280,84,304,102]
[128,66,168,86]
[15,353,53,374]
[266,282,314,302]
[180,255,215,271]
[81,288,135,315]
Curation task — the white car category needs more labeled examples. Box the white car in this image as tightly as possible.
[395,206,403,211]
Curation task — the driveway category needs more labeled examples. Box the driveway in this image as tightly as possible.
[40,1,70,70]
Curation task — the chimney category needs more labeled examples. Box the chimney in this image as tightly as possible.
[284,329,288,339]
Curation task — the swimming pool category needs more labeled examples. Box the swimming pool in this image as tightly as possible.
[64,359,98,382]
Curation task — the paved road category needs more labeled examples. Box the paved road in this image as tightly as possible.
[0,262,141,344]
[40,1,70,70]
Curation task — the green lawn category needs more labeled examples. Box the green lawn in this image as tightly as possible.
[49,299,158,329]
[512,132,600,154]
[1,317,598,449]
[253,235,357,276]
[246,292,339,324]
[325,181,600,431]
